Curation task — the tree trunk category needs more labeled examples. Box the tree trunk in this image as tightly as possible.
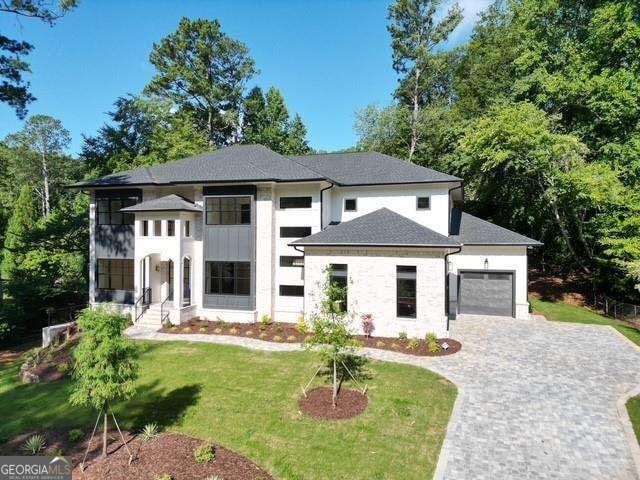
[332,356,337,408]
[102,410,108,458]
[41,151,50,216]
[408,67,421,162]
[549,196,590,274]
[207,108,214,147]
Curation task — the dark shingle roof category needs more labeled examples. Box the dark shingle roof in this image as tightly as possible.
[69,145,462,188]
[290,151,461,185]
[120,194,202,212]
[291,208,460,247]
[449,209,542,246]
[71,144,324,188]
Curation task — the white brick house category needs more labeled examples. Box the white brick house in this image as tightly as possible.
[72,144,541,337]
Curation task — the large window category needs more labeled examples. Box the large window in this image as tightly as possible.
[280,226,311,238]
[206,261,250,296]
[279,285,304,297]
[280,196,312,209]
[97,259,134,291]
[167,220,175,236]
[397,265,416,318]
[329,264,348,310]
[96,196,137,225]
[154,220,162,236]
[183,257,191,306]
[205,196,251,225]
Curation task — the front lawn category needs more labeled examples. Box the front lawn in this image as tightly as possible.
[0,341,457,480]
[530,297,640,347]
[628,396,640,444]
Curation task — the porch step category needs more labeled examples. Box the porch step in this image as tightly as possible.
[136,305,168,329]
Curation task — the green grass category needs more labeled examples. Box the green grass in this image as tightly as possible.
[628,396,640,444]
[0,341,457,480]
[530,297,640,347]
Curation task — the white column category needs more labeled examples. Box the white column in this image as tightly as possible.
[255,185,274,319]
[89,191,96,304]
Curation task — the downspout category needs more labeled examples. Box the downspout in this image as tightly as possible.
[319,182,334,230]
[444,246,462,332]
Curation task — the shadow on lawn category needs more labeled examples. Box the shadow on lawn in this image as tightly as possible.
[125,381,202,431]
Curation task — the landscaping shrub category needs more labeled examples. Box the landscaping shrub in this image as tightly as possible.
[296,316,308,334]
[193,441,215,463]
[154,474,172,480]
[425,332,438,343]
[140,423,160,441]
[68,429,84,443]
[56,362,70,374]
[398,331,408,340]
[22,434,46,455]
[260,314,272,325]
[361,314,375,337]
[427,339,441,353]
[407,338,420,350]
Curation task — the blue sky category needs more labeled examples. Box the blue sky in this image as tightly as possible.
[0,0,491,155]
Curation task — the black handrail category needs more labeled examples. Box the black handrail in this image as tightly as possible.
[134,287,151,323]
[160,294,171,326]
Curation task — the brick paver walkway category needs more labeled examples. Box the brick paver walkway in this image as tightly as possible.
[127,315,640,480]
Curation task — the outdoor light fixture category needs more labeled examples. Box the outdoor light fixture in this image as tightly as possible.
[484,258,489,270]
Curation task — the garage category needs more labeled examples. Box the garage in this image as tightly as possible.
[458,271,514,317]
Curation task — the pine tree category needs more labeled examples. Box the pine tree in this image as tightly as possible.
[1,184,38,279]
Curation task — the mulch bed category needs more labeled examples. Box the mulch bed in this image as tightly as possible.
[299,387,368,420]
[160,318,461,357]
[1,429,272,480]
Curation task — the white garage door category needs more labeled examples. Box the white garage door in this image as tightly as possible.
[459,271,514,317]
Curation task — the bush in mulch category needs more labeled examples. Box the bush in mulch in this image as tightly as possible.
[160,318,462,357]
[299,387,368,420]
[0,429,272,480]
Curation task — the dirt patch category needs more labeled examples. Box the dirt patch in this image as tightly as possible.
[1,430,272,480]
[529,275,589,306]
[0,341,39,364]
[160,319,461,357]
[19,335,78,383]
[299,386,368,420]
[356,336,461,356]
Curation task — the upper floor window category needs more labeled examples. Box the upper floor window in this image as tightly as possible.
[279,285,304,297]
[154,220,162,236]
[344,198,357,212]
[96,196,137,225]
[205,196,251,225]
[280,226,311,238]
[184,220,191,237]
[280,196,312,209]
[142,220,149,236]
[417,196,430,210]
[397,265,417,318]
[280,255,304,267]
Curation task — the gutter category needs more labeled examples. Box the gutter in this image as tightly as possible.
[319,182,334,230]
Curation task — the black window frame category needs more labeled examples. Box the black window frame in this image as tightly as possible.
[154,220,162,236]
[397,265,417,318]
[142,220,149,237]
[329,263,348,310]
[205,196,252,225]
[167,220,175,237]
[96,259,134,291]
[96,196,137,226]
[205,261,251,296]
[344,198,357,212]
[184,220,191,237]
[183,257,191,306]
[416,196,431,210]
[280,226,312,238]
[279,285,304,297]
[279,196,312,209]
[280,255,305,267]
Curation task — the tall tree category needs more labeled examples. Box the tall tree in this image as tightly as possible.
[1,0,77,117]
[145,17,257,146]
[387,0,462,161]
[4,114,71,216]
[1,184,37,279]
[284,114,311,155]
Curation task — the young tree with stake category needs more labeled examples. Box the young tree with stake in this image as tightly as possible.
[70,307,138,462]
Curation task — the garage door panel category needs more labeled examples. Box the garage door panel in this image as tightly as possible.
[459,271,513,317]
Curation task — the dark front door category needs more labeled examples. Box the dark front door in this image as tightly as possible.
[458,271,514,317]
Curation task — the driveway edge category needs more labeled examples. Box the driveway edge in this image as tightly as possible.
[617,383,640,480]
[432,385,465,480]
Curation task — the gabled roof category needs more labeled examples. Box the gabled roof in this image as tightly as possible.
[290,151,462,185]
[291,208,460,248]
[449,209,542,246]
[69,144,463,188]
[120,194,202,212]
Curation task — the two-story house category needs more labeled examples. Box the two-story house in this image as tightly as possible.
[71,144,541,337]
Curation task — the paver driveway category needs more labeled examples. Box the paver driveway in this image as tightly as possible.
[413,315,640,480]
[128,315,640,480]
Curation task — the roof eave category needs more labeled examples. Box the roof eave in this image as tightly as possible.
[290,242,461,248]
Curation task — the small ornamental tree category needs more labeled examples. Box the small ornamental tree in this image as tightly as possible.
[70,307,138,459]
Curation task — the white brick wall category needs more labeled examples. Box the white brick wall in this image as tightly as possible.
[303,247,449,338]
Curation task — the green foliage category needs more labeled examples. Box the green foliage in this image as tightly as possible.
[67,428,84,443]
[407,338,420,350]
[296,316,308,334]
[70,307,139,411]
[193,441,215,463]
[425,332,438,343]
[260,313,272,325]
[1,184,38,279]
[56,362,70,374]
[427,339,440,353]
[22,434,46,455]
[398,331,408,340]
[140,422,160,441]
[154,475,172,480]
[145,17,257,145]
